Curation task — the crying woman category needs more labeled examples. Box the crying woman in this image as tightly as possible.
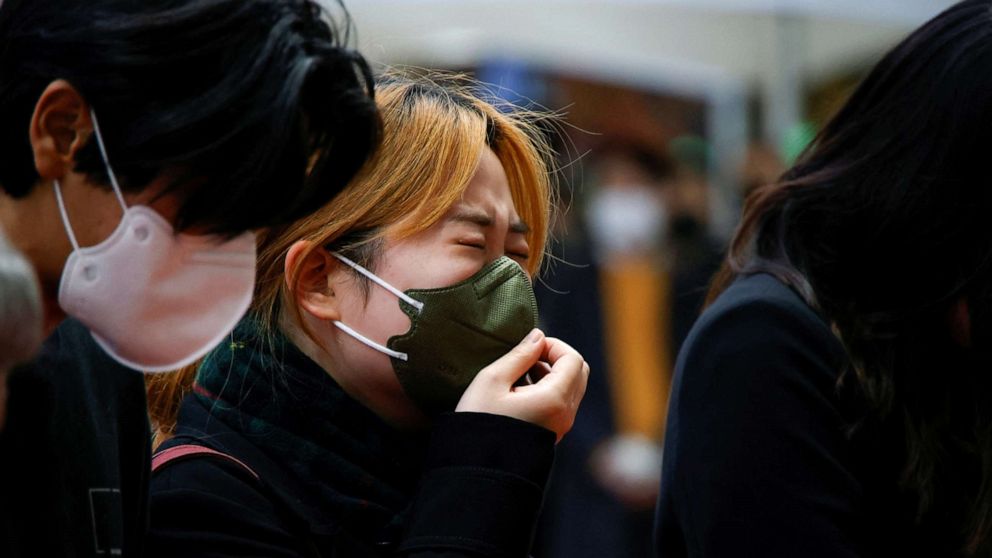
[143,73,590,558]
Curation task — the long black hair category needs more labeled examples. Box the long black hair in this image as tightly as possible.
[0,0,379,236]
[711,0,992,553]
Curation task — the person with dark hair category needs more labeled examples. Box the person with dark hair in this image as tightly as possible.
[0,1,379,556]
[0,0,378,339]
[656,1,992,556]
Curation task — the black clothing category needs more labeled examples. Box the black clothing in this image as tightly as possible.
[0,319,150,558]
[148,320,555,557]
[189,321,430,543]
[655,273,963,558]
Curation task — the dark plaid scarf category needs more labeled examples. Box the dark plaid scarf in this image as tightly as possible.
[193,318,427,544]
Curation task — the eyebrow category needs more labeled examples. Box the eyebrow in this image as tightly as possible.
[451,207,530,234]
[451,208,493,228]
[510,220,530,234]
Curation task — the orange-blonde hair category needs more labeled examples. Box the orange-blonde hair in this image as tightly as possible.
[147,71,558,446]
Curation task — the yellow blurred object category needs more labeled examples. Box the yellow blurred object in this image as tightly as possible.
[600,257,672,441]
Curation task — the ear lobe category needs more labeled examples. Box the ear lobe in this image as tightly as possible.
[285,240,340,322]
[29,80,92,181]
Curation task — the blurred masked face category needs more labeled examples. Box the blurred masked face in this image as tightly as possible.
[320,147,533,419]
[585,155,668,262]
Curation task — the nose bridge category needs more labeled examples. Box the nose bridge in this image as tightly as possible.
[472,257,515,299]
[488,207,513,262]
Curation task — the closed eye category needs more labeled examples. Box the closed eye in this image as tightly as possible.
[507,236,530,261]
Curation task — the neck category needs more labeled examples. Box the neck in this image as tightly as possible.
[279,309,429,430]
[0,186,70,335]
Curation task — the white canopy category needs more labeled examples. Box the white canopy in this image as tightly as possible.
[338,0,958,234]
[344,0,954,92]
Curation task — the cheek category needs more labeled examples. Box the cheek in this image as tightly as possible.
[333,287,413,387]
[351,287,413,342]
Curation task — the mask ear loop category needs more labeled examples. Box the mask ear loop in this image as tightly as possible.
[331,252,425,313]
[52,180,80,251]
[331,321,408,361]
[88,109,128,213]
[52,109,129,252]
[328,252,418,361]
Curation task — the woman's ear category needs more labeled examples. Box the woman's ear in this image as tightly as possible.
[285,240,340,322]
[29,80,92,181]
[949,297,971,347]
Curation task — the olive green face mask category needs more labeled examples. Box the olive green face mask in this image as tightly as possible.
[331,254,538,414]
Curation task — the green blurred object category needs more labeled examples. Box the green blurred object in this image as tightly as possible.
[781,121,818,165]
[670,135,710,175]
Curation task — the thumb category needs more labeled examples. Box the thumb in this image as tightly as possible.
[479,328,545,385]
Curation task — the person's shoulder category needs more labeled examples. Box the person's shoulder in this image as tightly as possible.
[674,272,847,398]
[148,445,312,557]
[707,272,816,320]
[151,443,264,504]
[27,318,140,384]
[148,443,300,543]
[40,318,98,355]
[690,273,834,351]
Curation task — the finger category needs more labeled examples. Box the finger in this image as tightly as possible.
[511,362,552,390]
[516,351,585,399]
[477,328,545,385]
[530,361,552,382]
[573,361,590,407]
[550,353,588,401]
[517,339,588,395]
[541,336,582,365]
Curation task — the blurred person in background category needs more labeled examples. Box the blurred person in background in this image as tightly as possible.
[0,0,378,555]
[144,75,589,557]
[657,1,992,556]
[0,231,41,432]
[666,135,726,354]
[537,143,675,558]
[584,145,672,520]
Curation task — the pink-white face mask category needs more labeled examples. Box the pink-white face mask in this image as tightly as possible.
[55,110,256,372]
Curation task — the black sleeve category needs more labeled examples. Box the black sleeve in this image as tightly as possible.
[398,412,556,558]
[148,460,310,558]
[656,297,865,558]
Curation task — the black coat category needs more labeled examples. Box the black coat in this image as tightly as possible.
[655,273,965,557]
[0,319,150,557]
[149,368,555,557]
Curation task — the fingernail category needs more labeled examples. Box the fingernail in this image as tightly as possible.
[527,328,543,344]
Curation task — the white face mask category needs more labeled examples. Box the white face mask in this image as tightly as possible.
[585,184,668,261]
[55,110,257,372]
